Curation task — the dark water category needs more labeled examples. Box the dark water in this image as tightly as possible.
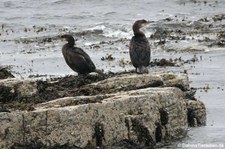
[0,0,225,148]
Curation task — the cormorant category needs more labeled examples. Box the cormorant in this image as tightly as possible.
[129,19,151,74]
[61,35,103,75]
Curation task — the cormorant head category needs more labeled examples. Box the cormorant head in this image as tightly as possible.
[61,34,75,46]
[133,19,150,30]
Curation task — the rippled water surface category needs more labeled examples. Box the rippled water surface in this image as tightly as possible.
[1,0,225,148]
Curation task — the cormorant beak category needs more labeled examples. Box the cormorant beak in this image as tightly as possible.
[141,22,149,28]
[60,35,68,41]
[142,21,154,28]
[145,21,154,26]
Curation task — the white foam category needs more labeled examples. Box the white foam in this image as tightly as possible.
[103,27,132,38]
[87,25,106,31]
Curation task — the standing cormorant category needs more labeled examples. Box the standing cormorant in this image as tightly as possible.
[129,19,151,74]
[61,34,103,75]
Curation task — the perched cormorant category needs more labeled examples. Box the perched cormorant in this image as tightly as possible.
[61,35,103,75]
[129,19,151,74]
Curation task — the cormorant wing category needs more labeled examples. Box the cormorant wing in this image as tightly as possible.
[74,47,96,70]
[63,47,96,73]
[129,36,150,67]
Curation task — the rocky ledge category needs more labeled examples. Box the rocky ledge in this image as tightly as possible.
[0,72,206,149]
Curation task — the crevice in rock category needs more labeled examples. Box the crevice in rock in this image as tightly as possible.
[22,114,26,145]
[131,118,155,147]
[125,118,131,140]
[2,128,9,140]
[94,122,105,148]
[187,108,197,127]
[159,108,169,126]
[133,80,164,90]
[159,109,170,142]
[155,123,162,142]
[45,111,48,134]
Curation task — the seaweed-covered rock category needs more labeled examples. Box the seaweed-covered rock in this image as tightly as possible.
[0,87,187,149]
[0,78,37,102]
[186,100,206,127]
[0,67,14,79]
[0,73,206,148]
[0,73,189,110]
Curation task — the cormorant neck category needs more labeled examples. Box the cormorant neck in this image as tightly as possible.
[133,24,144,36]
[67,37,75,47]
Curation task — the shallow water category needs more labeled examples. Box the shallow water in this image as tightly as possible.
[177,51,225,148]
[1,0,225,147]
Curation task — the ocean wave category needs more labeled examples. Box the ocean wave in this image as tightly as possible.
[85,24,154,39]
[103,28,132,38]
[87,25,106,31]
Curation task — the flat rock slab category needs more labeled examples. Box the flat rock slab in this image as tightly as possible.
[0,73,206,148]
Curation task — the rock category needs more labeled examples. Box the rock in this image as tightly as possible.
[0,73,190,108]
[0,73,206,148]
[74,73,189,96]
[161,73,190,91]
[0,87,186,148]
[0,103,10,112]
[186,100,206,127]
[0,78,37,103]
[0,67,14,80]
[77,74,164,95]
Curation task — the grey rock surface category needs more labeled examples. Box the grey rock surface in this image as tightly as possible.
[0,73,206,148]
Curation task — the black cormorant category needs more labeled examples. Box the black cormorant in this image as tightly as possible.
[61,35,103,75]
[129,19,151,74]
